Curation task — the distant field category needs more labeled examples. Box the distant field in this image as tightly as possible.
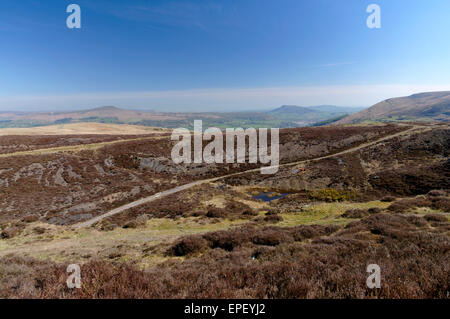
[0,122,169,135]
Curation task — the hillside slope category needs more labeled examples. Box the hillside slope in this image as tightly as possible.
[269,104,363,126]
[336,91,450,124]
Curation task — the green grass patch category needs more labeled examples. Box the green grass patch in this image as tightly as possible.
[277,201,389,227]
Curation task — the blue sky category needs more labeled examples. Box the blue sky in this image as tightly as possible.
[1,0,450,111]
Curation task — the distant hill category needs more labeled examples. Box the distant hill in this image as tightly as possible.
[307,105,366,113]
[270,104,364,115]
[269,105,319,115]
[0,106,180,127]
[268,104,365,127]
[336,91,450,124]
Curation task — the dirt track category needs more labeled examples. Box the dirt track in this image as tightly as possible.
[74,125,426,228]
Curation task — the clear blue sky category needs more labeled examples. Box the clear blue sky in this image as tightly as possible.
[1,0,450,111]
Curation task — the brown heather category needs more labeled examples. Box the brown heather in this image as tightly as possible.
[1,213,448,299]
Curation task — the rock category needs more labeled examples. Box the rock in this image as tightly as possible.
[1,227,20,239]
[136,215,149,225]
[54,167,68,187]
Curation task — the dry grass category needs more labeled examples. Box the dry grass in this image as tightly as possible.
[0,123,168,136]
[0,217,250,267]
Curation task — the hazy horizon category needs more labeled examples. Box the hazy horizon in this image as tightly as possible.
[0,103,368,114]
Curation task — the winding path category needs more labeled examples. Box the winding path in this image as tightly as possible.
[74,125,425,228]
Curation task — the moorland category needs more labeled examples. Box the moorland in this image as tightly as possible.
[0,119,448,298]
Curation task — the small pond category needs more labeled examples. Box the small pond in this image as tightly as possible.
[251,191,288,202]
